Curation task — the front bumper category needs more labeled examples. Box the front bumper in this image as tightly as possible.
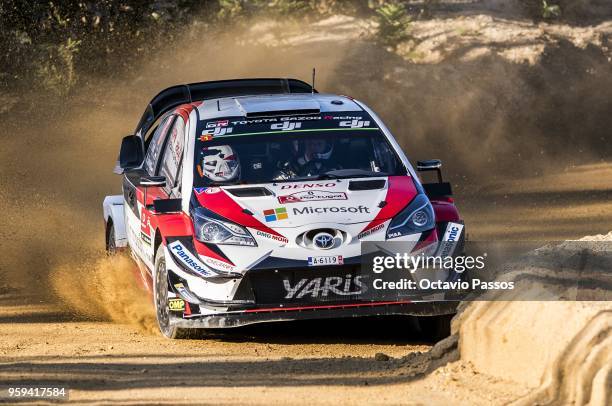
[171,300,458,328]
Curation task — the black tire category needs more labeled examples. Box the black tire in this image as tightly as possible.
[417,314,453,342]
[153,245,194,339]
[106,223,117,255]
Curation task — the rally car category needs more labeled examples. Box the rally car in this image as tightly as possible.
[103,78,465,339]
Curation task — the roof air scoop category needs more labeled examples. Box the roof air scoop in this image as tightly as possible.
[235,97,321,118]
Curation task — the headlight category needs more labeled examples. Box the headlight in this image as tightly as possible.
[387,194,435,238]
[193,208,257,246]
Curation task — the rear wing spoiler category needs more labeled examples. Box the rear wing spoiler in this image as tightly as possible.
[135,78,316,136]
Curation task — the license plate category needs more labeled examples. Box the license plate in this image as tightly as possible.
[307,255,344,266]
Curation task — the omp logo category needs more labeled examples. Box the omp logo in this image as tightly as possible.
[168,241,210,276]
[339,119,371,128]
[168,298,185,311]
[271,122,302,131]
[283,275,366,299]
[202,127,233,136]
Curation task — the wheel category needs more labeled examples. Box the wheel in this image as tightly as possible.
[417,314,453,342]
[106,223,117,255]
[153,244,194,339]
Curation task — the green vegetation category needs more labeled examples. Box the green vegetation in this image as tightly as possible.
[541,1,561,19]
[374,1,412,50]
[0,0,595,102]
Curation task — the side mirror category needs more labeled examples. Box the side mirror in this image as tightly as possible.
[119,135,144,169]
[417,159,453,198]
[416,159,442,171]
[416,159,443,183]
[140,176,166,187]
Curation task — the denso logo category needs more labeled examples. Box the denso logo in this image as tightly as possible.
[280,182,337,189]
[283,275,366,299]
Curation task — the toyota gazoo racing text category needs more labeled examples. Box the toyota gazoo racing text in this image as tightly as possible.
[102,78,466,339]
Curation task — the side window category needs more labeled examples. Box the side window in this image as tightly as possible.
[144,115,175,175]
[159,116,185,192]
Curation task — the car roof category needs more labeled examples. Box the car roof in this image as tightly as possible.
[194,93,363,121]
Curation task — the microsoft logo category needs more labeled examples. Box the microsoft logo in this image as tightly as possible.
[264,207,288,222]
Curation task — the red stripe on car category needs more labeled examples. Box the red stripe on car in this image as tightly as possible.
[359,176,417,234]
[195,189,287,240]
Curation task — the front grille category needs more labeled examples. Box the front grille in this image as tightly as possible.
[245,265,364,306]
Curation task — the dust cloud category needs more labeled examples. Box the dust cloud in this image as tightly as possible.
[0,14,611,327]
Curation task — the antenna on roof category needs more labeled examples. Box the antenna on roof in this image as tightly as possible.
[311,68,316,94]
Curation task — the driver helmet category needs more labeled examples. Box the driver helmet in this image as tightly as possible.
[304,138,333,160]
[200,145,240,182]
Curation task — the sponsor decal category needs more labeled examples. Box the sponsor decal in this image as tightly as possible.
[140,208,152,245]
[201,256,237,273]
[204,187,221,194]
[263,207,288,222]
[443,222,464,242]
[283,275,366,299]
[255,230,289,244]
[339,119,371,128]
[323,115,365,120]
[278,190,347,204]
[358,223,385,239]
[292,205,370,215]
[199,134,213,142]
[168,298,185,311]
[436,222,464,258]
[280,182,337,190]
[194,187,221,195]
[307,255,344,266]
[201,127,233,137]
[140,231,152,246]
[230,116,321,125]
[173,283,199,303]
[206,120,229,128]
[168,241,211,276]
[271,122,302,131]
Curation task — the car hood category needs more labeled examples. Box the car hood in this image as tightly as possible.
[193,176,419,231]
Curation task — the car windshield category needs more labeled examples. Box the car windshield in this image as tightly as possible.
[193,112,406,186]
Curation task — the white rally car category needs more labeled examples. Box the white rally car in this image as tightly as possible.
[103,78,465,339]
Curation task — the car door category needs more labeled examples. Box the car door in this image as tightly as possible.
[123,114,176,269]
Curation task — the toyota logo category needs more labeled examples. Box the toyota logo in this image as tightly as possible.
[313,232,334,249]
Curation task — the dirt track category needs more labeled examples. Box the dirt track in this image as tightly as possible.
[1,4,612,404]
